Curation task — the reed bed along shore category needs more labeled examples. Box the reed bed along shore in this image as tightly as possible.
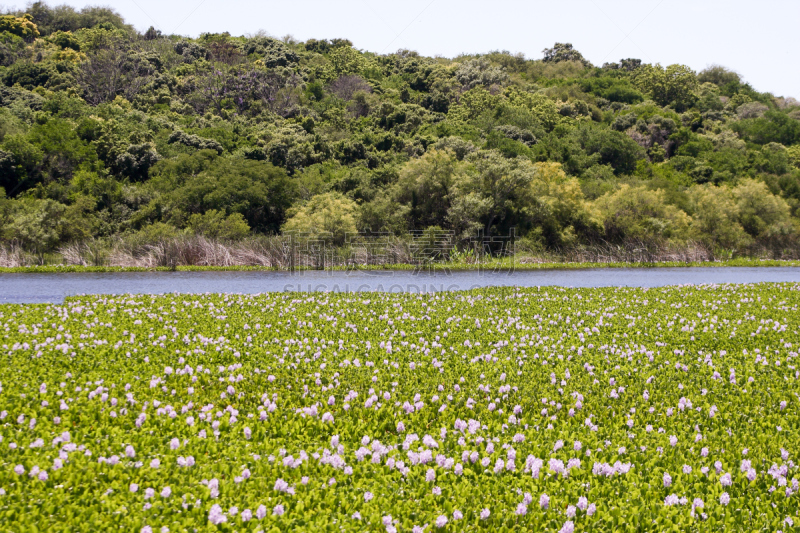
[2,235,800,273]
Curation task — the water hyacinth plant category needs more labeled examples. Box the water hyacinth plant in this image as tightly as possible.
[0,284,798,531]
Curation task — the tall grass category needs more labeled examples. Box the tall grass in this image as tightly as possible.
[0,235,798,269]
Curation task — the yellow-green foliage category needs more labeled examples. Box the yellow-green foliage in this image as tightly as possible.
[595,184,691,241]
[282,191,359,246]
[0,14,39,40]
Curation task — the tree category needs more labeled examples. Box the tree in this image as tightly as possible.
[326,46,366,79]
[250,68,302,116]
[504,88,561,131]
[328,75,371,101]
[732,179,793,239]
[602,58,642,72]
[187,209,250,240]
[571,126,646,175]
[687,184,750,249]
[541,43,591,67]
[633,64,697,111]
[3,199,67,259]
[526,162,600,246]
[1,62,57,89]
[0,14,40,40]
[697,65,740,87]
[595,184,690,242]
[281,192,358,246]
[24,2,130,35]
[158,158,297,233]
[240,37,298,67]
[76,46,154,105]
[395,149,467,229]
[457,150,535,236]
[454,58,509,90]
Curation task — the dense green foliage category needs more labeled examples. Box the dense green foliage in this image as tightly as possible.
[2,2,800,260]
[0,284,799,531]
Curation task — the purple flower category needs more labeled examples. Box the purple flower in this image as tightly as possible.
[435,515,448,528]
[480,508,490,520]
[720,492,730,505]
[273,504,284,516]
[540,493,550,509]
[208,504,227,525]
[559,520,575,533]
[426,468,436,482]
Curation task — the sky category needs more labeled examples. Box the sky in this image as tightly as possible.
[6,0,800,98]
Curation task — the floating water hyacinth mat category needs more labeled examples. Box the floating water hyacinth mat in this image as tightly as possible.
[1,284,799,532]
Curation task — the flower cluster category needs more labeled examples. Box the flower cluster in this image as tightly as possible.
[0,284,798,531]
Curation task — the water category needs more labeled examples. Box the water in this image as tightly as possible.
[1,267,799,304]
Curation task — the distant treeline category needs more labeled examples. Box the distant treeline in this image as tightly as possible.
[1,3,800,264]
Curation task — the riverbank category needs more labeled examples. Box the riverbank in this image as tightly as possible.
[2,257,799,274]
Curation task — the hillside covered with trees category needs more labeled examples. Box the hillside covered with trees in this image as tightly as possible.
[1,2,800,266]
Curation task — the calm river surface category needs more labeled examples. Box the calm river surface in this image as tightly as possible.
[1,267,800,304]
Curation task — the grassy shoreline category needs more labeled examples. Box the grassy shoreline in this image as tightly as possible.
[2,257,799,274]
